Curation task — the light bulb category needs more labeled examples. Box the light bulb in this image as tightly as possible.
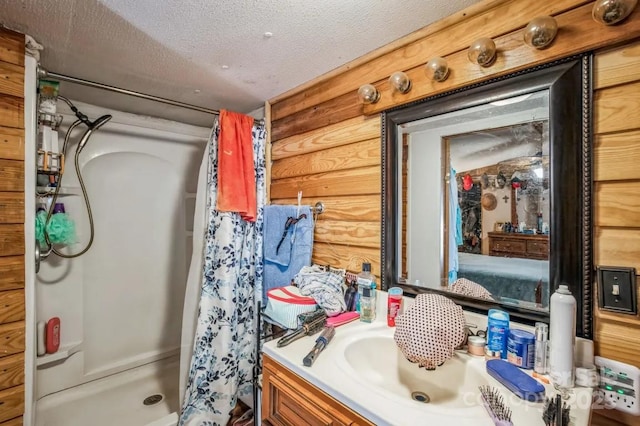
[357,84,380,104]
[592,0,638,25]
[468,38,497,67]
[425,57,450,82]
[388,71,411,94]
[534,167,544,179]
[524,16,559,49]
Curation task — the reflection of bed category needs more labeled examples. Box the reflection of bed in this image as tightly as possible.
[457,252,549,307]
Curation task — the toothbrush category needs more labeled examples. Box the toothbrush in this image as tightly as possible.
[479,385,513,426]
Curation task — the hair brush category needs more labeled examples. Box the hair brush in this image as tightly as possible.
[479,385,513,426]
[276,310,326,348]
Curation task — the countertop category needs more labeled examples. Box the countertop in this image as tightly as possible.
[262,291,593,426]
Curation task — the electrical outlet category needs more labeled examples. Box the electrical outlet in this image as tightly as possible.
[597,266,637,314]
[595,356,640,416]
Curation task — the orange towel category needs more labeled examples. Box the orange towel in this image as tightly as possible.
[216,110,256,222]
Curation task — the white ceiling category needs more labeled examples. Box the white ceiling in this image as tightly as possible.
[1,0,479,126]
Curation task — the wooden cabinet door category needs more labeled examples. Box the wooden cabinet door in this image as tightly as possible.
[262,355,374,426]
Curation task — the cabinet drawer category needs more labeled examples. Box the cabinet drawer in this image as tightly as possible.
[262,356,374,426]
[0,322,24,358]
[0,353,23,392]
[268,374,337,426]
[0,385,23,423]
[526,240,549,256]
[0,291,24,324]
[491,239,526,254]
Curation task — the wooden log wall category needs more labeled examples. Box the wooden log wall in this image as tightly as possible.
[0,27,25,426]
[269,1,640,424]
[591,40,640,426]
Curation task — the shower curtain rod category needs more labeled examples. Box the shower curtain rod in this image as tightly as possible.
[38,67,265,125]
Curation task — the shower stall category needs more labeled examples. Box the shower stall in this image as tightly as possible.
[25,58,220,425]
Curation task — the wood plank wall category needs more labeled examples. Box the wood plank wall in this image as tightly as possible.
[270,115,382,275]
[0,27,25,426]
[591,40,640,426]
[269,1,640,424]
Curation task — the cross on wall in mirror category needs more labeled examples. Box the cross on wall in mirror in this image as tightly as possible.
[503,195,509,203]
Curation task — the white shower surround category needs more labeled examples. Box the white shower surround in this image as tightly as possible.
[33,100,209,425]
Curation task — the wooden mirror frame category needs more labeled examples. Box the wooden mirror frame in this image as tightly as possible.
[381,55,593,338]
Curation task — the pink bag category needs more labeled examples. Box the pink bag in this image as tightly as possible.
[263,286,318,329]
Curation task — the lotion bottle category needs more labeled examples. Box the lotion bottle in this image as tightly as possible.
[534,322,549,374]
[357,263,376,322]
[549,285,576,389]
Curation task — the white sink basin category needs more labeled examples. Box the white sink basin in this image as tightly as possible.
[337,325,490,408]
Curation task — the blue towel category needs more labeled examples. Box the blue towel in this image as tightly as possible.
[449,167,461,284]
[263,205,313,305]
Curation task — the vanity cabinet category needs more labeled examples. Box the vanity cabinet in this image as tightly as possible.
[488,232,549,260]
[262,355,374,426]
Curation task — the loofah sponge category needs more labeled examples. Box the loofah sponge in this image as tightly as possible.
[35,210,48,245]
[46,213,76,245]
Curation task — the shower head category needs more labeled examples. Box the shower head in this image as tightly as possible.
[90,114,112,130]
[76,115,112,152]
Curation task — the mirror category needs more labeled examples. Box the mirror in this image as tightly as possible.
[382,58,593,337]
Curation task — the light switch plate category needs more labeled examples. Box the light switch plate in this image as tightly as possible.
[597,266,637,314]
[595,356,640,416]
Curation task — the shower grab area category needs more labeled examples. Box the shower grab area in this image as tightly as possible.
[33,97,208,425]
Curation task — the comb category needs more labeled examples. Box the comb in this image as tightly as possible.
[479,386,513,426]
[541,394,571,426]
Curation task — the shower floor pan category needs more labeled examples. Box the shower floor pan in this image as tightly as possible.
[36,356,180,426]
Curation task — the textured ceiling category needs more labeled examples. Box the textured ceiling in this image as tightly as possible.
[1,0,479,126]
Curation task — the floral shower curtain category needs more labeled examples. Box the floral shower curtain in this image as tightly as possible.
[180,119,265,425]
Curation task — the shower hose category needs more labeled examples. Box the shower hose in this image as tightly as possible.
[41,119,96,259]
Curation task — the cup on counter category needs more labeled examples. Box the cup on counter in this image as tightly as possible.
[387,287,403,327]
[467,336,486,356]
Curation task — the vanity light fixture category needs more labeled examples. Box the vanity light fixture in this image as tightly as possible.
[468,38,497,67]
[592,0,638,25]
[534,167,544,179]
[425,57,450,82]
[388,71,412,94]
[523,16,559,49]
[357,84,380,104]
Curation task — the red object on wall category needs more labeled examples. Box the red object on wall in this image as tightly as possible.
[46,317,61,354]
[462,174,474,191]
